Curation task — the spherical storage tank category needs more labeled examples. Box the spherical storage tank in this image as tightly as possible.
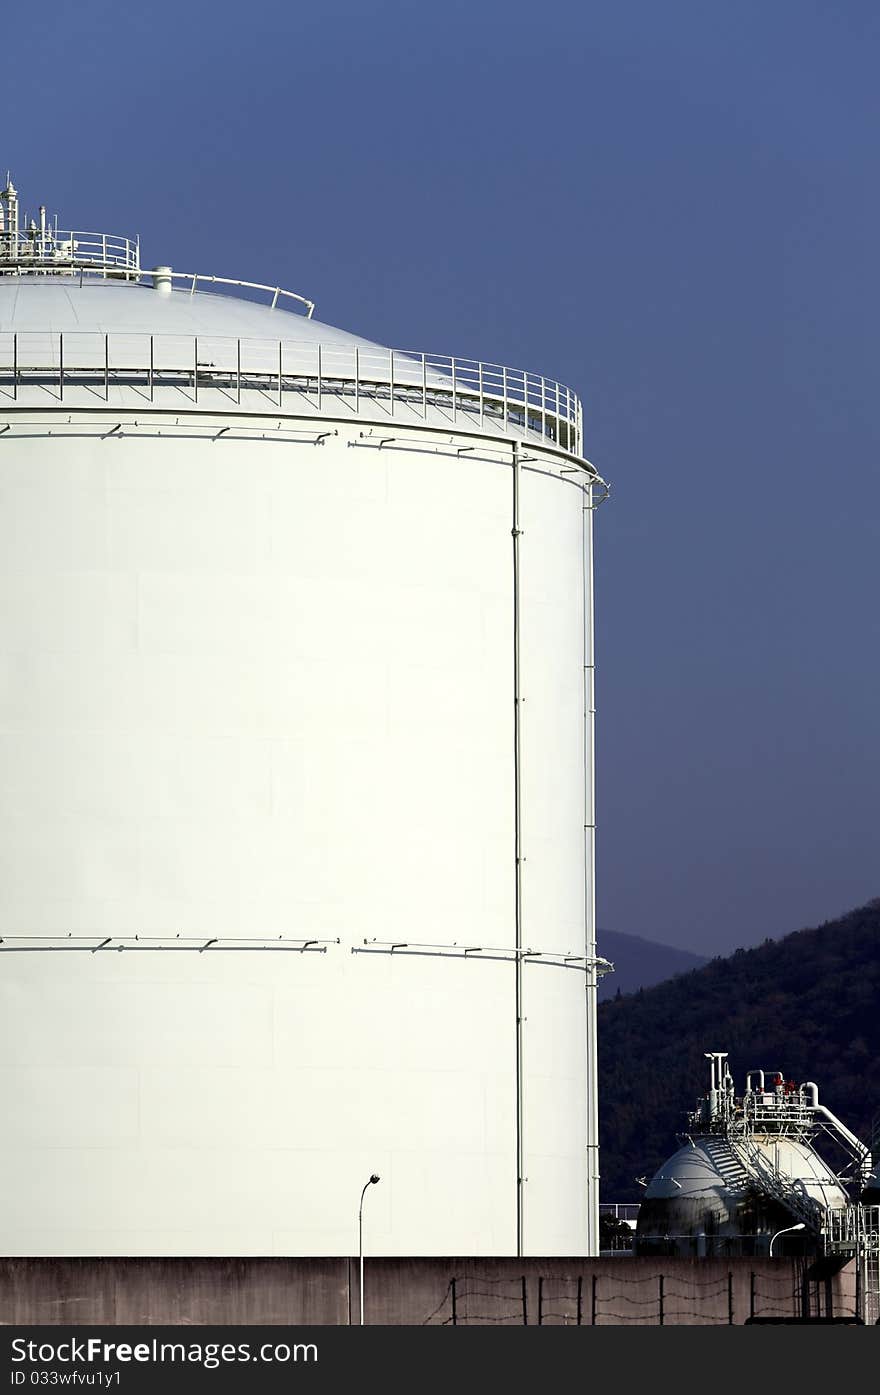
[636,1134,848,1258]
[0,182,608,1258]
[635,1058,859,1258]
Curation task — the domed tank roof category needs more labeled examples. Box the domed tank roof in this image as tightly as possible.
[0,277,384,349]
[644,1135,847,1211]
[644,1137,748,1204]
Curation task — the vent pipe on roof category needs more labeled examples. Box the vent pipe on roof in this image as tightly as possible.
[152,265,172,294]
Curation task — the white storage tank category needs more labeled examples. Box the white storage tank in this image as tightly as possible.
[0,181,608,1258]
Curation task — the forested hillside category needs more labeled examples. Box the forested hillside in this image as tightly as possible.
[598,899,880,1200]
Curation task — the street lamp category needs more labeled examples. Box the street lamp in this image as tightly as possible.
[769,1221,806,1257]
[358,1174,381,1326]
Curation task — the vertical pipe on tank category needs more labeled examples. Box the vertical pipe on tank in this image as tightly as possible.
[583,477,599,1255]
[512,440,524,1257]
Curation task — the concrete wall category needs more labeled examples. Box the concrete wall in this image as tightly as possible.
[0,1257,858,1325]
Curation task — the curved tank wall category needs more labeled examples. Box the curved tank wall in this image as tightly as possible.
[0,279,599,1257]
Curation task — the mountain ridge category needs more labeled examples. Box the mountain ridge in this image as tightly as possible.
[597,928,707,1001]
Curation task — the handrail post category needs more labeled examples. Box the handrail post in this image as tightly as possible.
[389,349,394,418]
[236,339,241,406]
[149,334,154,403]
[13,332,17,401]
[502,365,508,433]
[104,333,109,401]
[316,343,322,413]
[58,332,63,402]
[194,337,199,404]
[478,360,484,428]
[422,353,427,419]
[355,346,359,414]
[278,340,283,408]
[451,357,457,424]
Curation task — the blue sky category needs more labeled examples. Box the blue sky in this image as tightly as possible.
[4,1,878,954]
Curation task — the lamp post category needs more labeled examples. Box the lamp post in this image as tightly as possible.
[358,1174,381,1325]
[769,1221,806,1257]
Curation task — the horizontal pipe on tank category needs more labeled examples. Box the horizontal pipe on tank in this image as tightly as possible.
[352,939,612,973]
[0,934,340,953]
[0,934,611,976]
[0,411,603,491]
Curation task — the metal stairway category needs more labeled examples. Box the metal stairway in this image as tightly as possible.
[706,1138,752,1191]
[727,1130,828,1231]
